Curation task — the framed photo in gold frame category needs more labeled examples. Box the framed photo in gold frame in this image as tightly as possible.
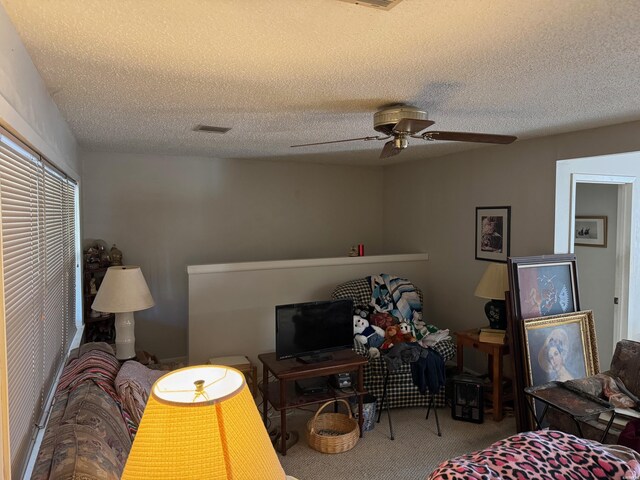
[522,310,599,390]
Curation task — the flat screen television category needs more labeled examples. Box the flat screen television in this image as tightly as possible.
[275,299,354,362]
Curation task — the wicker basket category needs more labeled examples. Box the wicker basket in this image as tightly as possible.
[306,399,359,454]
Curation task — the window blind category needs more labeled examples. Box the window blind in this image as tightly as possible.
[0,127,77,478]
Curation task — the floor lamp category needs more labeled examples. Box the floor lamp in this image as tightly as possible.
[92,265,154,360]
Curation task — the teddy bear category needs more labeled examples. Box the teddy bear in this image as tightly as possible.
[353,315,385,358]
[381,324,407,350]
[398,321,416,343]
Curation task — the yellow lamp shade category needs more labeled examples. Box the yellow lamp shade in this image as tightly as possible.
[122,365,285,480]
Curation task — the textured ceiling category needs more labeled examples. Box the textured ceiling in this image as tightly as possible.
[2,0,640,165]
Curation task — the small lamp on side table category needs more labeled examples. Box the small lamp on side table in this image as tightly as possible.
[474,262,510,330]
[91,265,154,360]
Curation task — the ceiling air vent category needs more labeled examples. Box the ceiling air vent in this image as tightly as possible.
[193,125,231,134]
[338,0,403,10]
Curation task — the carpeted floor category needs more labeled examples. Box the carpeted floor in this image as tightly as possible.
[277,406,517,480]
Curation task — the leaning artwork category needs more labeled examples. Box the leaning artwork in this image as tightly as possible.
[515,262,576,319]
[522,311,599,389]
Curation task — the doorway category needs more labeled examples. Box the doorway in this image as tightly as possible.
[574,183,618,367]
[555,151,640,367]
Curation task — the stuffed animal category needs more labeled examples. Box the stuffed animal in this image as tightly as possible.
[353,315,385,358]
[413,317,428,340]
[381,324,407,350]
[398,321,416,343]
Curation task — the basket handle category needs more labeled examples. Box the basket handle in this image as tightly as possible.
[309,398,353,434]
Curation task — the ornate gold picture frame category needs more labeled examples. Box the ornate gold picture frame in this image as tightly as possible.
[522,310,599,390]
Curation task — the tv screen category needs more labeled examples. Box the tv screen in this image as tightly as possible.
[275,299,354,361]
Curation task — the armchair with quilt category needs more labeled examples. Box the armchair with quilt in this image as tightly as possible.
[331,276,455,410]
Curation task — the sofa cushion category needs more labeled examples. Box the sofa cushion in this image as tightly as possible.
[31,390,71,480]
[61,382,132,466]
[49,423,123,480]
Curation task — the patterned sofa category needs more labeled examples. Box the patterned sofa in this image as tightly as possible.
[331,277,455,409]
[32,342,162,480]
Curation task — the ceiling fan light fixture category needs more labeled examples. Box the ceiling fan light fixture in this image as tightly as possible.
[394,136,408,150]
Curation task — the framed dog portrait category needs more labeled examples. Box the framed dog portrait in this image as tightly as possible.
[475,206,511,263]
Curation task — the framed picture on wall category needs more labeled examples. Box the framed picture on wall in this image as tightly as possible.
[475,206,511,263]
[575,216,607,247]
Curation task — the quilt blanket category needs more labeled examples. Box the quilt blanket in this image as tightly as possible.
[370,273,421,322]
[427,430,640,480]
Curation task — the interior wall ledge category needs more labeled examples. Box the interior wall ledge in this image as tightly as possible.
[187,253,429,275]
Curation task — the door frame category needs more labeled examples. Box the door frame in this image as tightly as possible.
[556,153,638,347]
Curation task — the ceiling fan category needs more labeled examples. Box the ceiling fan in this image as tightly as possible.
[291,105,517,159]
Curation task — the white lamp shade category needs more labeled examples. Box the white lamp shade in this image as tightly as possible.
[474,263,510,300]
[92,265,155,313]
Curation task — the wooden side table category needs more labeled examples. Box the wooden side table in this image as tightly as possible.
[258,349,367,456]
[455,328,510,421]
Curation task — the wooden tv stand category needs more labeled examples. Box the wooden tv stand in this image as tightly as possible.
[258,349,367,455]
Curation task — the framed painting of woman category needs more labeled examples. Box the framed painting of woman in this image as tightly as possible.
[522,310,599,388]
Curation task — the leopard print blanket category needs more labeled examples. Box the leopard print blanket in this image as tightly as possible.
[427,430,640,479]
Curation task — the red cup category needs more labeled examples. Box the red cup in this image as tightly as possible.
[358,244,364,256]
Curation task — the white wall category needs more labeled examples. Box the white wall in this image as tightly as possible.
[383,120,640,354]
[81,150,385,358]
[188,254,428,366]
[575,183,617,368]
[0,5,78,178]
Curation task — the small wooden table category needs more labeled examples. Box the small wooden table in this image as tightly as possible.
[455,328,510,421]
[258,349,367,455]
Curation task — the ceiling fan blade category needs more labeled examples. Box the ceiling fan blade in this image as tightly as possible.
[422,131,517,144]
[291,136,386,148]
[393,118,435,135]
[379,140,402,159]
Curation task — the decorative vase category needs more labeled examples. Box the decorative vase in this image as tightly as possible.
[110,244,123,266]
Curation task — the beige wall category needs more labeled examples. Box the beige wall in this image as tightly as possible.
[81,151,385,358]
[382,120,640,347]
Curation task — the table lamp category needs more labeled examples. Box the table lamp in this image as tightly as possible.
[91,265,154,360]
[474,262,510,330]
[122,365,286,480]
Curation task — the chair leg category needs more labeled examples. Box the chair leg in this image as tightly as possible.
[377,370,389,423]
[386,399,394,440]
[426,393,442,437]
[377,370,394,440]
